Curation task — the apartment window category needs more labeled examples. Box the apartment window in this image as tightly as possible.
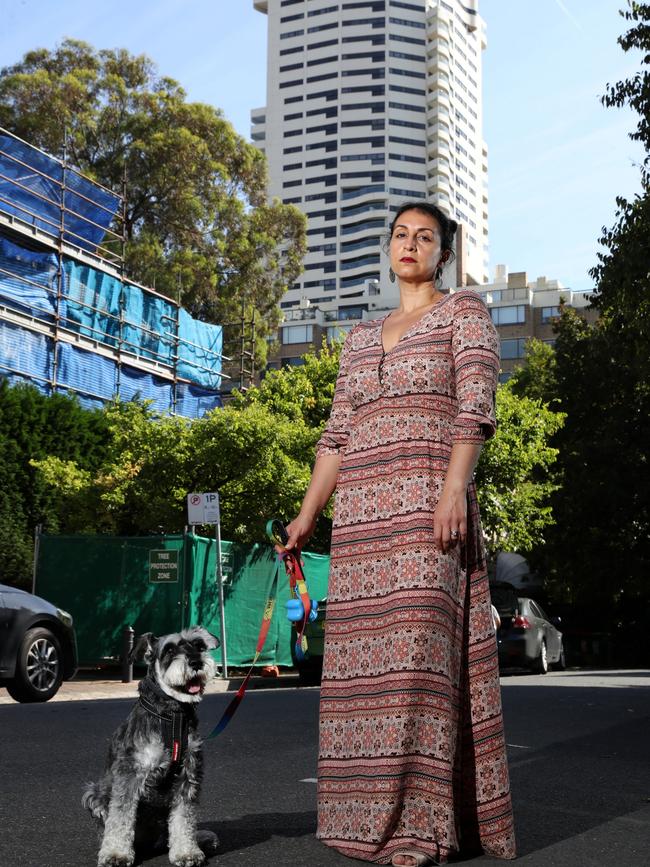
[341,200,386,217]
[307,208,337,219]
[389,67,425,79]
[390,33,425,46]
[389,152,425,163]
[341,51,386,61]
[341,135,385,146]
[336,305,367,321]
[340,269,380,287]
[341,170,385,181]
[307,105,338,117]
[282,179,302,188]
[284,112,303,120]
[389,16,425,29]
[341,101,384,113]
[281,62,304,72]
[282,325,314,344]
[285,128,303,137]
[280,45,304,56]
[307,88,339,101]
[283,196,302,204]
[341,253,381,269]
[341,218,385,234]
[390,169,423,181]
[307,54,338,67]
[390,0,422,10]
[541,306,561,323]
[281,29,305,39]
[281,13,304,22]
[305,260,336,271]
[281,0,302,5]
[284,95,304,104]
[342,67,386,79]
[342,17,385,28]
[491,305,527,326]
[388,135,424,147]
[280,79,304,89]
[306,173,337,185]
[342,34,386,45]
[308,38,339,49]
[283,146,302,155]
[341,152,385,163]
[342,118,385,130]
[342,84,385,95]
[501,338,527,360]
[307,226,337,237]
[341,235,381,252]
[389,187,425,198]
[308,21,338,32]
[305,191,337,202]
[342,1,385,9]
[307,71,338,83]
[308,4,339,15]
[389,50,422,62]
[389,100,425,113]
[306,156,338,168]
[305,140,338,151]
[306,122,338,135]
[390,117,425,130]
[308,243,337,255]
[327,324,354,340]
[341,183,385,199]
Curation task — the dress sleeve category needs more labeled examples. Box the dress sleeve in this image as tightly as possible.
[315,329,356,458]
[451,291,500,444]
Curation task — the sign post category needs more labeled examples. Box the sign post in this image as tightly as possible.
[187,492,228,679]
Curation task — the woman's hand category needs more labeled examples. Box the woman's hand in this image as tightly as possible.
[273,511,317,556]
[433,485,467,553]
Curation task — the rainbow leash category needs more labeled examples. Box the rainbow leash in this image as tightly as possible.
[206,519,312,739]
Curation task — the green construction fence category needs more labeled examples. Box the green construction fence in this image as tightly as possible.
[34,533,331,668]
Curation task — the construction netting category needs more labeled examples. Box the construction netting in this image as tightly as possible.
[35,533,331,668]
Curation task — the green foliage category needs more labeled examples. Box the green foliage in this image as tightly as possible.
[507,338,559,406]
[0,39,307,365]
[475,386,564,558]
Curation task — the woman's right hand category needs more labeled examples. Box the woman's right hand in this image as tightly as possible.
[274,511,317,555]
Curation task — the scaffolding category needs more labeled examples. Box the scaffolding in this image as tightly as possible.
[0,127,254,416]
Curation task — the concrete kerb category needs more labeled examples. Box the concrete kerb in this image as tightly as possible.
[0,668,304,705]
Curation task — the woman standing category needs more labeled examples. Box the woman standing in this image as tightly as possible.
[281,203,516,865]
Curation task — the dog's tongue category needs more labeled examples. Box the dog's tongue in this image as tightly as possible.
[187,677,202,695]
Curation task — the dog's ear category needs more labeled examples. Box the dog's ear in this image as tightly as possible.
[129,632,158,664]
[196,627,220,651]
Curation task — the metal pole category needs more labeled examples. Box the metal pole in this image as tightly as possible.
[121,626,134,683]
[215,520,228,679]
[32,523,42,595]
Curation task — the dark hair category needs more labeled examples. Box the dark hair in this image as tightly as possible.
[386,201,458,284]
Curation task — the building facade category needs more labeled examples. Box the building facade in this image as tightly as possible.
[253,0,489,364]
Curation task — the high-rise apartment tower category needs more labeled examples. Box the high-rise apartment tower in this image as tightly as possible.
[253,0,488,337]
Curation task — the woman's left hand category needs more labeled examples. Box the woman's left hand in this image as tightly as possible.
[433,485,467,553]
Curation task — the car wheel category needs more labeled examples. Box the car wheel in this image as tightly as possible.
[6,627,63,703]
[532,638,548,674]
[552,641,567,671]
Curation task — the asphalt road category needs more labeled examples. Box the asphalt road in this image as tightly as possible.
[1,670,649,867]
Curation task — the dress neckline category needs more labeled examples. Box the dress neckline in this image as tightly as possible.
[379,292,453,355]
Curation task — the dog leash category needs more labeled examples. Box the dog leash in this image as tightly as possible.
[206,519,313,739]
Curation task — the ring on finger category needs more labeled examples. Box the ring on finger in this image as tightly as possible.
[450,529,459,539]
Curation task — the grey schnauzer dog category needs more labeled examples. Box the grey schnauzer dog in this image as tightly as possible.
[82,627,220,867]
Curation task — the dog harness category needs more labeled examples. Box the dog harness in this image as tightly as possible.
[139,690,192,772]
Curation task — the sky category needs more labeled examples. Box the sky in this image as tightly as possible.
[0,0,644,293]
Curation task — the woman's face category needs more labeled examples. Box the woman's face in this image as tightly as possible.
[389,209,443,286]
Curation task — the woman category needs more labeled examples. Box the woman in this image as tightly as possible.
[280,203,516,865]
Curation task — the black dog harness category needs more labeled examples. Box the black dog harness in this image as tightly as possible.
[139,689,192,772]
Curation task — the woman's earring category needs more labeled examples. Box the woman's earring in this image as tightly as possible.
[389,267,395,283]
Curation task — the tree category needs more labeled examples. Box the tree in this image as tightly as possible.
[0,39,307,366]
[507,338,558,406]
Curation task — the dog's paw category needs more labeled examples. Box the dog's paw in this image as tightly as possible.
[169,847,206,867]
[197,829,219,855]
[97,848,135,867]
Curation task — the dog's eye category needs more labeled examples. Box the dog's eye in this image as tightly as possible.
[191,640,206,652]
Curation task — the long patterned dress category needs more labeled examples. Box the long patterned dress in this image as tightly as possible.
[314,290,516,864]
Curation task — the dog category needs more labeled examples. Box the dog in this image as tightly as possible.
[82,627,220,867]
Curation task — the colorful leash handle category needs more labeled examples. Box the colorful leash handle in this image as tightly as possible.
[267,519,312,661]
[206,519,313,739]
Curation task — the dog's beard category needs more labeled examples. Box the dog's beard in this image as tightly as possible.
[155,654,217,704]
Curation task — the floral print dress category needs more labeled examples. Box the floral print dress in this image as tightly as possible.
[314,290,516,864]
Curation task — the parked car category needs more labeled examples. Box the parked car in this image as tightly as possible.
[491,582,566,674]
[0,583,78,702]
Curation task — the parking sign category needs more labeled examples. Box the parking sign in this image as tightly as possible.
[187,492,220,525]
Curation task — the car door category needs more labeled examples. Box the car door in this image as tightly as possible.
[530,600,560,661]
[0,589,14,675]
